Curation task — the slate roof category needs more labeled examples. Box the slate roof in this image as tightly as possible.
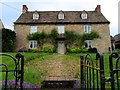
[114,34,120,42]
[14,11,110,24]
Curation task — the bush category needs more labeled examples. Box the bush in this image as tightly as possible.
[88,47,97,53]
[67,47,80,53]
[67,46,88,53]
[79,46,88,53]
[2,28,16,52]
[113,49,120,54]
[29,48,38,52]
[43,45,54,53]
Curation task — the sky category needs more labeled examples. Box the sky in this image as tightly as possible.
[0,0,119,36]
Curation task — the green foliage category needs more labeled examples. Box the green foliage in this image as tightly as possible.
[65,31,79,50]
[82,31,100,41]
[67,47,80,53]
[68,46,88,53]
[27,31,47,51]
[29,48,38,53]
[43,45,54,53]
[113,49,120,54]
[79,46,88,53]
[1,28,16,52]
[49,29,58,52]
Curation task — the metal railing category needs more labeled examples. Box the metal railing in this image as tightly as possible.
[80,52,120,90]
[0,53,24,90]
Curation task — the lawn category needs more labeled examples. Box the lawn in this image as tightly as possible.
[0,52,120,88]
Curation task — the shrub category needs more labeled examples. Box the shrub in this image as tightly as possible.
[113,49,120,54]
[29,48,38,52]
[79,46,88,53]
[2,28,16,52]
[43,45,54,53]
[67,46,88,53]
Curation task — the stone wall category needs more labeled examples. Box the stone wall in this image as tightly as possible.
[14,24,111,52]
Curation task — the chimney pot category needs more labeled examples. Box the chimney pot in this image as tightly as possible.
[95,5,101,13]
[22,5,28,13]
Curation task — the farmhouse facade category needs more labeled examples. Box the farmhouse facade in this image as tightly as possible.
[14,5,111,52]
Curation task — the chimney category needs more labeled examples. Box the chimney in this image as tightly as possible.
[22,5,28,13]
[95,5,101,13]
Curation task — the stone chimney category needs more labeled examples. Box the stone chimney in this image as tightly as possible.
[22,5,28,13]
[95,5,101,13]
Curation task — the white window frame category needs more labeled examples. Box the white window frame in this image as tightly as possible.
[29,40,37,48]
[84,40,92,48]
[33,12,39,20]
[58,25,64,34]
[30,26,37,34]
[84,25,91,33]
[58,12,64,19]
[81,13,87,19]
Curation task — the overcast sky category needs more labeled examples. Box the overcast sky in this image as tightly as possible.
[0,0,119,36]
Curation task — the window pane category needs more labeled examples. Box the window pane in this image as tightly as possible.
[84,25,91,33]
[29,40,37,48]
[84,25,87,33]
[58,25,64,34]
[30,26,37,33]
[88,25,91,33]
[58,12,64,19]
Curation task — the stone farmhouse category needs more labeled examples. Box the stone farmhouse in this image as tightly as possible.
[14,5,111,53]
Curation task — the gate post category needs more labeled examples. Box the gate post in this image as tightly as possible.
[109,52,119,90]
[16,53,24,90]
[80,55,84,89]
[96,53,105,90]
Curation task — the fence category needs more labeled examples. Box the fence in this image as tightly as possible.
[80,52,120,90]
[0,53,24,90]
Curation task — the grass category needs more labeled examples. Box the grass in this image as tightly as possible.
[0,52,120,88]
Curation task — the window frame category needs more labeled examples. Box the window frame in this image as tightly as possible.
[84,40,92,48]
[33,12,39,20]
[81,13,87,19]
[29,40,37,49]
[58,12,64,19]
[58,25,65,34]
[84,24,91,33]
[30,26,37,34]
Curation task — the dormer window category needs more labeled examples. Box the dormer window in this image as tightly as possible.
[58,11,64,19]
[33,11,39,20]
[81,11,87,19]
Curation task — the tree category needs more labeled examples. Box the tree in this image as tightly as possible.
[1,28,16,52]
[27,31,46,51]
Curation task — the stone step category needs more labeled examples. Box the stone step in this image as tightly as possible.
[41,76,80,89]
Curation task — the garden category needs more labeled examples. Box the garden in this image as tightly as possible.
[0,28,120,89]
[1,52,120,89]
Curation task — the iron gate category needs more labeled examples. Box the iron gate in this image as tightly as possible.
[80,52,120,90]
[0,53,24,90]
